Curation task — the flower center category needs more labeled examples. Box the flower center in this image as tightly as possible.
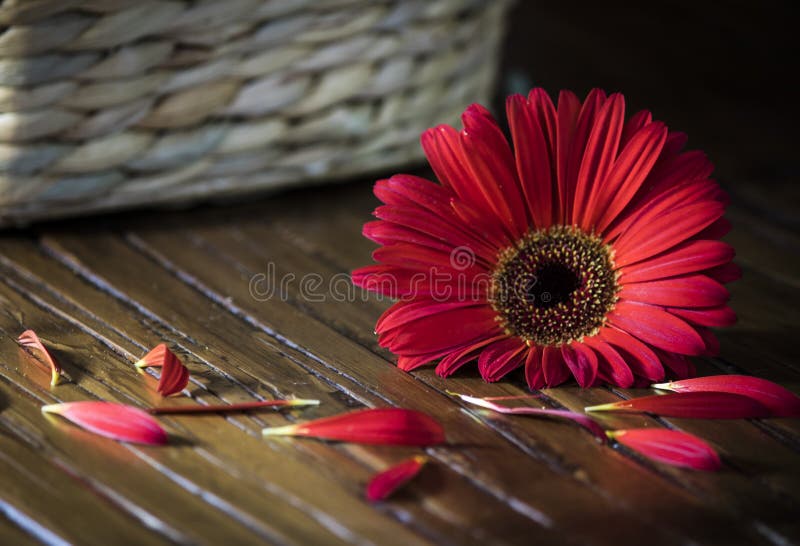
[489,225,619,346]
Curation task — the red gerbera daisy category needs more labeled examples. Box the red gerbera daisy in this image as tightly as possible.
[352,88,738,389]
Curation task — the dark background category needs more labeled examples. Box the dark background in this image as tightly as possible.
[500,2,796,213]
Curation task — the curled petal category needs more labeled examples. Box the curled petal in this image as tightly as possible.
[136,344,190,397]
[262,408,445,446]
[366,456,428,502]
[135,343,171,368]
[42,401,168,445]
[158,356,190,397]
[609,429,721,471]
[652,375,800,418]
[585,392,771,419]
[450,392,606,442]
[18,330,63,386]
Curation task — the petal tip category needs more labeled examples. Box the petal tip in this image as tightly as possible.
[288,399,321,407]
[41,404,60,415]
[584,403,614,412]
[651,382,675,391]
[262,424,296,437]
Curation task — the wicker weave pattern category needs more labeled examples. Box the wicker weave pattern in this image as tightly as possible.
[0,0,510,226]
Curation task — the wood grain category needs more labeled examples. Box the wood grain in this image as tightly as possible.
[1,3,798,544]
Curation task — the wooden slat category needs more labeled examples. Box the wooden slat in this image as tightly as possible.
[0,421,169,546]
[0,279,406,546]
[0,181,796,544]
[10,232,695,545]
[1,503,63,546]
[0,240,556,546]
[163,203,800,543]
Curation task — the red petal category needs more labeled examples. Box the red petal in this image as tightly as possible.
[612,201,725,267]
[561,88,606,222]
[365,456,427,502]
[373,204,501,263]
[646,150,715,198]
[542,345,571,386]
[459,104,529,237]
[378,305,499,355]
[605,178,719,244]
[620,274,729,308]
[573,93,625,229]
[654,350,696,380]
[477,338,527,382]
[607,301,705,355]
[434,334,507,378]
[135,343,168,368]
[262,408,445,446]
[18,330,63,386]
[652,375,800,418]
[373,243,484,276]
[609,429,721,471]
[524,346,546,390]
[42,401,168,445]
[619,109,653,148]
[590,122,667,233]
[420,125,481,204]
[586,392,772,419]
[149,399,320,415]
[362,221,453,255]
[507,93,554,228]
[137,344,190,397]
[582,337,635,388]
[451,392,606,442]
[618,240,735,284]
[352,264,487,300]
[595,326,665,381]
[554,90,582,223]
[375,174,454,213]
[397,353,445,372]
[561,343,598,388]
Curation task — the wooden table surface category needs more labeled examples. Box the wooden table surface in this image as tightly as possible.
[1,3,798,546]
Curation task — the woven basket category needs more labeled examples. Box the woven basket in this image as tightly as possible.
[0,0,510,226]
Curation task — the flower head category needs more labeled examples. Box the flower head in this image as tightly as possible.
[353,88,737,389]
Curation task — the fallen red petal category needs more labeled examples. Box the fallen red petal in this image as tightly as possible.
[451,392,606,442]
[609,429,721,471]
[262,408,445,446]
[149,399,320,415]
[653,375,800,418]
[585,391,771,419]
[136,344,190,397]
[42,401,168,445]
[366,456,428,502]
[158,356,189,397]
[135,343,171,368]
[18,330,63,386]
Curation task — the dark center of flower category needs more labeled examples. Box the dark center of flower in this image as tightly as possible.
[525,263,581,309]
[490,226,619,346]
